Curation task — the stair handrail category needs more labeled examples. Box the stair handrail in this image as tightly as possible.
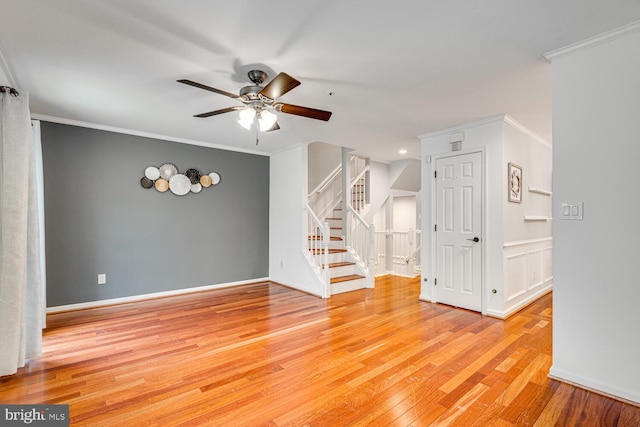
[405,245,421,264]
[303,203,331,297]
[309,168,343,224]
[309,155,361,199]
[309,163,342,198]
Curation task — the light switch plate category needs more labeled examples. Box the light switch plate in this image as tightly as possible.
[98,274,106,285]
[560,202,583,220]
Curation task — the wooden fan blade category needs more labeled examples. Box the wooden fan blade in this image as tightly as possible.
[178,79,239,99]
[259,73,301,101]
[266,122,280,132]
[194,106,244,118]
[277,103,332,121]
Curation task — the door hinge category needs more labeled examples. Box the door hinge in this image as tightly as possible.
[434,278,437,286]
[434,224,437,232]
[434,170,437,178]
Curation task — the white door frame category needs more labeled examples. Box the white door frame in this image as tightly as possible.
[430,148,486,314]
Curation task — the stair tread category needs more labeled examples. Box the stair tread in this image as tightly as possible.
[327,262,356,268]
[330,274,366,284]
[308,235,342,241]
[311,248,347,254]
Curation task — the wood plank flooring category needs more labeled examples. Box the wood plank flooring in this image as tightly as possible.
[1,276,639,426]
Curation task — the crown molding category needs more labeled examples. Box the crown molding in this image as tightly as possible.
[502,115,552,148]
[417,115,506,140]
[544,21,640,62]
[31,114,269,157]
[418,114,550,147]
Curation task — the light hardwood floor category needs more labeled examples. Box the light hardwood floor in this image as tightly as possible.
[1,276,639,426]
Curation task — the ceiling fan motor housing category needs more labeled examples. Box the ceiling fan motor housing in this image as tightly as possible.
[239,85,262,102]
[247,70,268,85]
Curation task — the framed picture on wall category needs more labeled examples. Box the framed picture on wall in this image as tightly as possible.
[508,162,523,203]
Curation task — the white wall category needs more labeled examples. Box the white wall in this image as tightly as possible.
[420,118,504,307]
[549,26,640,404]
[501,120,553,316]
[307,141,341,193]
[419,116,552,316]
[0,59,11,86]
[502,122,553,242]
[270,145,324,296]
[364,160,391,224]
[392,196,416,231]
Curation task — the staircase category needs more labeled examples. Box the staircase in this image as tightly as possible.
[310,208,367,294]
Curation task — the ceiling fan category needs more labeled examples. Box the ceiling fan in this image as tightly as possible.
[178,70,332,133]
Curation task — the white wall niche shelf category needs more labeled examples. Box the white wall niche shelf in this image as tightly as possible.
[524,215,551,221]
[528,187,552,196]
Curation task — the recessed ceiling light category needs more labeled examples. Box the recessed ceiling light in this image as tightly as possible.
[399,149,407,154]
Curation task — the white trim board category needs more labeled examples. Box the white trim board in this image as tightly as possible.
[503,237,553,248]
[417,114,549,147]
[549,366,640,406]
[47,277,270,313]
[503,115,551,148]
[486,286,552,319]
[32,114,268,157]
[544,21,640,62]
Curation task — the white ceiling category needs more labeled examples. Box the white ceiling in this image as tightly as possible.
[1,1,639,162]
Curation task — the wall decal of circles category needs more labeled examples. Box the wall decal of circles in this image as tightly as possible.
[139,164,220,196]
[185,168,201,184]
[140,176,154,188]
[159,163,178,180]
[155,178,169,192]
[200,175,212,188]
[144,166,160,181]
[169,174,191,196]
[209,172,221,185]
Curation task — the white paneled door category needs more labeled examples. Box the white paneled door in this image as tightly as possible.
[435,152,482,312]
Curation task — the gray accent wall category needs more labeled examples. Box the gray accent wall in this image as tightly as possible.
[41,122,269,307]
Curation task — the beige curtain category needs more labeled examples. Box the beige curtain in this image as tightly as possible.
[0,89,43,376]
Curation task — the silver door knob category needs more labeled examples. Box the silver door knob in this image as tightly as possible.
[467,237,480,243]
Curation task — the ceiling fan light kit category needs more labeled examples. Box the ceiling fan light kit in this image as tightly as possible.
[238,107,256,130]
[178,69,332,141]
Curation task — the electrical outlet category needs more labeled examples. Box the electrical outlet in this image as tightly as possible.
[98,274,106,285]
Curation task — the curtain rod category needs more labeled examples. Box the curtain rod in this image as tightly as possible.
[0,85,19,96]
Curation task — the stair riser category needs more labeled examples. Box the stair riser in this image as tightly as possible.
[329,265,360,277]
[332,277,367,295]
[308,240,344,250]
[326,219,341,228]
[330,229,343,238]
[315,251,348,264]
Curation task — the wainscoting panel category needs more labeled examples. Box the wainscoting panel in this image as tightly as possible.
[502,237,553,317]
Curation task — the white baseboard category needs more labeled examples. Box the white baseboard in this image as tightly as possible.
[549,366,640,406]
[419,294,433,302]
[47,277,270,313]
[269,277,324,298]
[486,284,552,319]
